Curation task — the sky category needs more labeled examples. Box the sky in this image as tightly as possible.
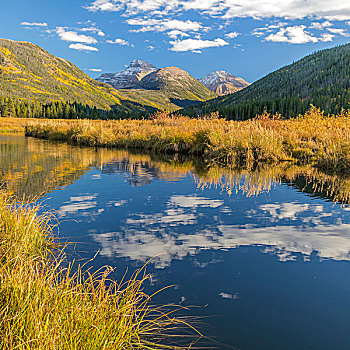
[1,0,350,83]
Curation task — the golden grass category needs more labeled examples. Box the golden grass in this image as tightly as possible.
[0,195,201,349]
[24,108,350,174]
[0,117,40,134]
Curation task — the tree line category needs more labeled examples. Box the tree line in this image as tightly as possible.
[0,97,145,120]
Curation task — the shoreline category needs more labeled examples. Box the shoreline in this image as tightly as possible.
[22,108,350,175]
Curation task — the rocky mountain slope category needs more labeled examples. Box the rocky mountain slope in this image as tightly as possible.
[96,59,156,89]
[184,43,350,119]
[199,70,249,95]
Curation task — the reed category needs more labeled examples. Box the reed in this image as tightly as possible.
[24,108,350,174]
[0,194,200,349]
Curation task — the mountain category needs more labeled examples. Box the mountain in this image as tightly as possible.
[96,59,157,89]
[105,65,217,110]
[0,38,156,114]
[0,38,215,116]
[183,43,350,119]
[137,66,216,105]
[199,70,249,95]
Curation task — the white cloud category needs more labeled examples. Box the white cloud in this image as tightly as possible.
[21,21,48,27]
[85,0,122,12]
[265,25,319,44]
[169,37,229,52]
[252,22,287,36]
[127,18,204,33]
[87,68,103,72]
[106,38,131,45]
[310,21,333,29]
[327,27,349,36]
[320,33,335,42]
[80,26,106,37]
[147,45,155,50]
[69,43,99,51]
[225,31,239,39]
[56,27,97,44]
[167,30,190,39]
[85,0,350,21]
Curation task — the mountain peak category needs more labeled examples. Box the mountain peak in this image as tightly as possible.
[137,66,216,103]
[129,59,156,69]
[96,59,157,89]
[199,70,249,95]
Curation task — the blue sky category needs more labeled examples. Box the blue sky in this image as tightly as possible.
[1,0,350,82]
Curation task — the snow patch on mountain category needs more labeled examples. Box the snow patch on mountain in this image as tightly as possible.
[96,59,157,89]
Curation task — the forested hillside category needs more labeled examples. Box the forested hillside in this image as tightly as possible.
[0,38,157,116]
[0,97,142,119]
[184,43,350,119]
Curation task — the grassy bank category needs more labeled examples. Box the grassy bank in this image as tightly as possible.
[24,108,350,174]
[0,117,40,134]
[0,194,199,349]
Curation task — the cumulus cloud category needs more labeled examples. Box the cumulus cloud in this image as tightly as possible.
[320,33,335,42]
[169,37,229,52]
[21,21,48,27]
[310,21,333,29]
[265,25,319,44]
[85,0,122,12]
[106,38,132,45]
[327,27,349,36]
[127,18,204,33]
[167,30,190,39]
[85,0,350,21]
[56,27,97,44]
[69,43,99,51]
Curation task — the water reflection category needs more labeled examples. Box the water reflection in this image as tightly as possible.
[0,136,118,198]
[2,135,350,267]
[87,194,350,267]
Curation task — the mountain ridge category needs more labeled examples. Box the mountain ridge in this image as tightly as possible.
[99,62,217,110]
[183,43,350,119]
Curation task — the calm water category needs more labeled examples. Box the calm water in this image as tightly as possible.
[2,135,350,349]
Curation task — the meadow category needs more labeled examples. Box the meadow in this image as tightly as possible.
[2,109,350,348]
[23,107,350,174]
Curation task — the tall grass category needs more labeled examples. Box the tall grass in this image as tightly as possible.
[0,117,40,134]
[0,195,201,349]
[24,108,350,173]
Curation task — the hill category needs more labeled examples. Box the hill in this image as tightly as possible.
[0,38,158,115]
[183,43,350,119]
[199,70,249,95]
